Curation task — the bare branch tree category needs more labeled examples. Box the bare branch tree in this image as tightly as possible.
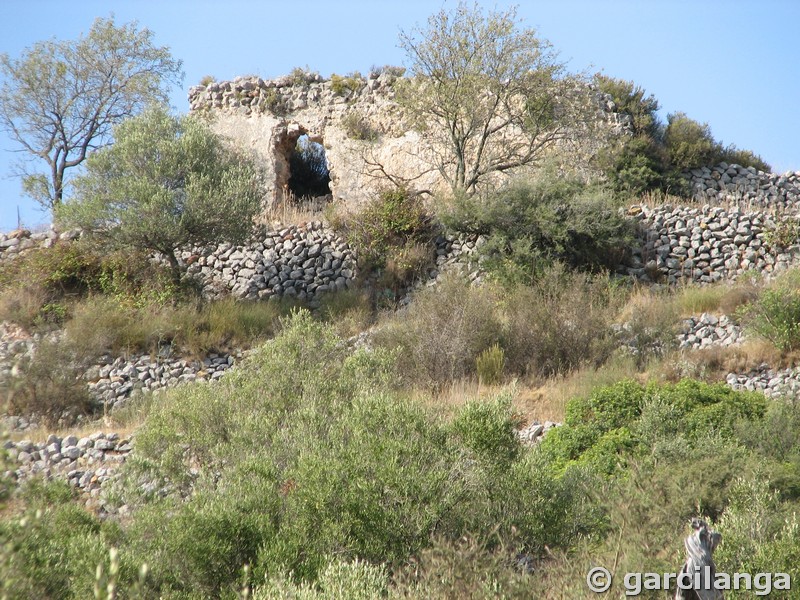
[0,16,183,210]
[395,2,593,197]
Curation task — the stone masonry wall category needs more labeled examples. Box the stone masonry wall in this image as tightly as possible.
[187,73,625,211]
[623,204,800,284]
[686,163,800,210]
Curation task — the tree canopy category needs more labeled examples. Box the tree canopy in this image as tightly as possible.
[56,107,262,281]
[0,17,183,209]
[395,2,587,197]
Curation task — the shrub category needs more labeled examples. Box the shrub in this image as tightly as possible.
[0,241,102,328]
[475,343,505,385]
[593,74,661,138]
[2,336,95,426]
[763,218,800,250]
[329,71,363,96]
[333,187,436,291]
[540,379,766,475]
[739,286,800,351]
[714,478,800,596]
[341,110,378,141]
[717,145,771,173]
[0,480,116,599]
[664,112,718,171]
[199,74,215,86]
[440,174,634,282]
[452,393,520,466]
[58,106,262,284]
[288,66,319,85]
[373,275,502,388]
[596,135,688,197]
[502,266,622,377]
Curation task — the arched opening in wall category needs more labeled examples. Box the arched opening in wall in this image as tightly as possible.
[287,134,331,202]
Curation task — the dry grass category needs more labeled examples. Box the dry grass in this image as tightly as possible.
[518,353,643,424]
[410,378,495,419]
[0,284,54,330]
[316,289,375,338]
[672,280,760,317]
[8,419,141,445]
[260,195,329,227]
[653,339,783,384]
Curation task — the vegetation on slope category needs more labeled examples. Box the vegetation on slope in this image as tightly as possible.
[1,3,799,599]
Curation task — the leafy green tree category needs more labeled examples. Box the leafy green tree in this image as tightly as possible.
[57,106,262,282]
[395,2,587,196]
[593,74,661,139]
[0,17,183,209]
[664,111,718,170]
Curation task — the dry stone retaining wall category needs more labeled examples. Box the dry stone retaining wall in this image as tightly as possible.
[687,163,800,210]
[183,221,356,302]
[624,204,800,284]
[678,313,744,350]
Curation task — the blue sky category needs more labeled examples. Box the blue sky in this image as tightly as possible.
[1,0,798,231]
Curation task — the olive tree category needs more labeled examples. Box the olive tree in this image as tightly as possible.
[57,107,262,282]
[0,17,183,209]
[395,2,588,196]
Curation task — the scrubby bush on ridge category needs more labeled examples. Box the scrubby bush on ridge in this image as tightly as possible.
[440,173,634,283]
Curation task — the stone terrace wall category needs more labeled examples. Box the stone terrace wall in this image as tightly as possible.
[686,163,800,210]
[183,221,356,302]
[0,228,79,264]
[623,204,800,284]
[0,223,356,304]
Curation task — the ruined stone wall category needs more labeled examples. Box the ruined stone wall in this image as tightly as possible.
[187,73,623,211]
[686,163,800,210]
[188,72,435,209]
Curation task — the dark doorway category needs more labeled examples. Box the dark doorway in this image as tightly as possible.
[287,135,331,200]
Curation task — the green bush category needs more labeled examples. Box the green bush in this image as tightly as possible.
[2,336,95,426]
[717,145,771,173]
[0,241,102,328]
[739,286,800,351]
[714,478,800,598]
[440,174,634,282]
[452,393,520,466]
[0,480,119,599]
[58,106,262,283]
[593,74,661,138]
[475,343,505,385]
[110,310,594,594]
[541,379,766,475]
[664,112,718,171]
[597,135,688,197]
[333,187,435,291]
[288,66,319,85]
[329,72,363,96]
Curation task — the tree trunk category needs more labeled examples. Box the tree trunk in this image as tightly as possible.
[165,250,183,287]
[675,518,723,600]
